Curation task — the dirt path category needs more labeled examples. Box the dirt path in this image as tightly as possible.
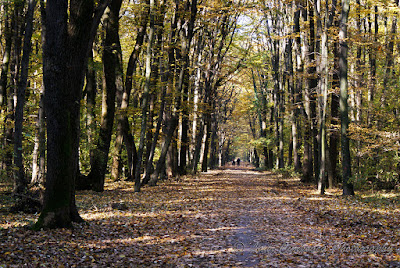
[1,167,400,267]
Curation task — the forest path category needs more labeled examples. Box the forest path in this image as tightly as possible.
[1,166,400,267]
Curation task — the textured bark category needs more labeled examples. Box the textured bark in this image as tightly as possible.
[301,2,315,183]
[161,0,179,181]
[327,0,340,189]
[34,0,108,229]
[288,4,300,171]
[272,37,283,169]
[317,0,336,194]
[317,25,328,195]
[339,0,354,196]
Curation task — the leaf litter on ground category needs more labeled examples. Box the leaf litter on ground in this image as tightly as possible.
[1,165,400,267]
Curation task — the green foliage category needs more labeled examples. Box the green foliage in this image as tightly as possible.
[250,136,275,150]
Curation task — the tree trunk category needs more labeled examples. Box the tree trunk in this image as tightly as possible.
[178,0,197,174]
[31,93,45,186]
[301,4,314,183]
[3,1,24,184]
[0,4,11,108]
[317,21,328,195]
[111,0,148,181]
[192,119,205,173]
[34,0,108,229]
[367,6,378,127]
[381,12,396,114]
[84,0,122,192]
[134,0,156,192]
[85,51,97,146]
[13,0,37,194]
[201,108,212,172]
[209,119,218,169]
[148,116,178,186]
[339,0,354,196]
[142,2,167,185]
[293,2,303,173]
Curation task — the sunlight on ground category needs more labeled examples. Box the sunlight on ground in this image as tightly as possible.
[1,169,400,266]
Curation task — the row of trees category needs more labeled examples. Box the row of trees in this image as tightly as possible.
[0,0,245,228]
[2,0,400,228]
[241,0,400,194]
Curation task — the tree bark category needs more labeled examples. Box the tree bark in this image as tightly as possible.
[31,93,45,186]
[339,0,354,196]
[85,0,122,192]
[0,4,11,108]
[34,0,109,229]
[111,0,148,181]
[13,0,37,194]
[367,6,378,127]
[148,116,178,186]
[134,0,156,192]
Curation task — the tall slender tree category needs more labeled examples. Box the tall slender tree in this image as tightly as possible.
[339,0,354,196]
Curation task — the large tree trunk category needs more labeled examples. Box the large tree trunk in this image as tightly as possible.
[317,20,328,195]
[34,0,108,229]
[317,0,336,194]
[292,0,303,173]
[301,4,314,183]
[339,0,354,196]
[31,0,46,188]
[327,0,340,189]
[309,2,319,183]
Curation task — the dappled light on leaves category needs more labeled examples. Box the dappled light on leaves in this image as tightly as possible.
[2,169,400,266]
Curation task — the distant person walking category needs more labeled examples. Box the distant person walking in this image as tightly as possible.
[236,158,240,166]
